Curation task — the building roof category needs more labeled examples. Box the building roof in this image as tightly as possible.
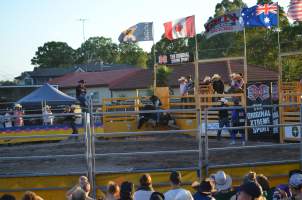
[49,68,142,88]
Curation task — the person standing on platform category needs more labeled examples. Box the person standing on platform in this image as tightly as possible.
[217,98,230,141]
[76,80,87,108]
[178,77,188,109]
[13,104,24,127]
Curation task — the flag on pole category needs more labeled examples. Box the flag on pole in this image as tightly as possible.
[241,3,278,28]
[118,22,153,43]
[163,16,195,40]
[288,0,302,22]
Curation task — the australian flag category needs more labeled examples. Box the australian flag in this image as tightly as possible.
[118,22,153,43]
[241,3,278,28]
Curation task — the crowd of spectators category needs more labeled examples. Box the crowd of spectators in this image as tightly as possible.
[1,169,302,200]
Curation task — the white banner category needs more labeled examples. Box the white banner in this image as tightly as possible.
[204,10,243,39]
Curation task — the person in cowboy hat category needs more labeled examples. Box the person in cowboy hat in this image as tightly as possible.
[213,171,236,200]
[211,74,224,94]
[217,98,230,141]
[13,104,24,127]
[193,179,215,200]
[76,80,87,107]
[178,77,188,109]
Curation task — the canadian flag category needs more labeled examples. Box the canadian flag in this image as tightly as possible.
[164,15,196,40]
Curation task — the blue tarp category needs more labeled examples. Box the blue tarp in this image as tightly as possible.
[17,83,76,106]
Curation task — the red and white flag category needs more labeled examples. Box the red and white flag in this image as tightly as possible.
[164,15,195,40]
[288,0,302,21]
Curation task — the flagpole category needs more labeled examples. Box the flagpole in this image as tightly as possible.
[152,23,157,91]
[277,3,284,143]
[193,16,200,111]
[243,27,248,142]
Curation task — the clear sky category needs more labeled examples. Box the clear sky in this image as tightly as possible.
[0,0,290,81]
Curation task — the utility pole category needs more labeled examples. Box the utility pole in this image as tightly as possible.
[78,18,88,43]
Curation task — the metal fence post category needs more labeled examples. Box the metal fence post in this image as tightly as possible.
[90,113,97,198]
[300,103,302,169]
[205,107,209,177]
[197,109,203,181]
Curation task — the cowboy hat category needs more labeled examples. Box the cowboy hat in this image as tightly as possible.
[219,98,228,104]
[14,104,22,108]
[178,76,187,82]
[212,74,221,80]
[214,171,232,192]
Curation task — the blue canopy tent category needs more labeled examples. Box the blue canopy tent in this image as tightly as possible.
[17,83,76,106]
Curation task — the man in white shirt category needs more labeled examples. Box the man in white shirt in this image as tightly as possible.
[164,171,193,200]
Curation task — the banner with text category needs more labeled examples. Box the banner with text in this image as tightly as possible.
[204,10,243,39]
[157,52,194,64]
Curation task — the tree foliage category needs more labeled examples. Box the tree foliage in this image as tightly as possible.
[156,65,173,87]
[31,41,76,68]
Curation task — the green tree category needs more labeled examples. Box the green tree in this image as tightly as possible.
[31,41,76,68]
[156,65,173,86]
[76,36,119,64]
[118,43,148,67]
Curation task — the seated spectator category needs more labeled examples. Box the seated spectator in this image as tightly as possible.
[134,173,154,200]
[211,74,224,94]
[72,189,86,200]
[213,171,235,200]
[203,76,211,85]
[119,181,135,200]
[193,179,215,200]
[289,173,302,200]
[22,191,43,200]
[232,182,263,200]
[256,174,270,198]
[106,181,120,200]
[243,172,257,184]
[66,176,89,200]
[0,194,16,200]
[272,184,291,200]
[164,171,193,200]
[82,182,94,200]
[150,192,165,200]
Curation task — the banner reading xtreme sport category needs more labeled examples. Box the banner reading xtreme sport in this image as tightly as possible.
[246,81,279,141]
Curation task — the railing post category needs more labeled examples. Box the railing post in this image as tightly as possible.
[90,113,97,198]
[205,107,209,177]
[300,103,302,170]
[197,109,203,181]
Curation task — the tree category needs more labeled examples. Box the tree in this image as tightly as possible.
[156,65,173,87]
[31,41,76,68]
[118,43,148,67]
[76,36,119,64]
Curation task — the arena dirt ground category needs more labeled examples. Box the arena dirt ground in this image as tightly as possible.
[0,133,299,176]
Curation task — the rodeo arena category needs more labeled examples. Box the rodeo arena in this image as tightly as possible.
[1,3,302,200]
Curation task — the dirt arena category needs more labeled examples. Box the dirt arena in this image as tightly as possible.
[0,133,299,176]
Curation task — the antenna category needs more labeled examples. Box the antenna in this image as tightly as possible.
[77,18,88,43]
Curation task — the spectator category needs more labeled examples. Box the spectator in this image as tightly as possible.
[66,176,89,199]
[76,80,87,108]
[106,181,120,200]
[193,179,215,200]
[150,192,165,200]
[217,98,230,141]
[192,181,200,193]
[185,75,195,95]
[119,181,135,200]
[82,182,94,200]
[289,173,302,200]
[42,105,54,126]
[22,191,43,200]
[13,104,24,127]
[234,182,263,200]
[230,98,246,145]
[4,109,13,128]
[72,189,87,200]
[0,194,16,200]
[178,77,188,108]
[256,175,270,198]
[164,171,193,200]
[243,172,257,184]
[211,74,224,94]
[64,105,79,140]
[134,173,154,200]
[272,184,291,200]
[203,76,211,85]
[213,171,235,200]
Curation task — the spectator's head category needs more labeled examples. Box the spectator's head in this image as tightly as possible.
[203,76,211,84]
[256,174,270,192]
[237,182,263,200]
[178,77,187,83]
[71,189,86,200]
[0,194,16,200]
[78,80,85,85]
[198,179,214,195]
[214,171,232,192]
[191,181,200,192]
[120,181,134,200]
[243,171,257,184]
[107,181,120,197]
[14,104,22,111]
[273,184,291,200]
[82,181,91,194]
[79,176,88,187]
[289,169,302,179]
[289,173,302,197]
[219,98,228,105]
[22,191,38,200]
[139,173,152,187]
[150,192,165,200]
[169,171,182,186]
[212,74,221,81]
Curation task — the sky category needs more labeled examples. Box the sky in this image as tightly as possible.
[0,0,290,81]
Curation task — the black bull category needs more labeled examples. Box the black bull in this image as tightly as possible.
[137,105,179,129]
